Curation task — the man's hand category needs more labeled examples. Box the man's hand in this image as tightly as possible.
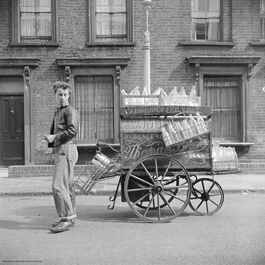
[44,135,56,143]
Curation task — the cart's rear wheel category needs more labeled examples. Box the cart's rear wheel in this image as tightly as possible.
[189,178,224,215]
[124,154,192,222]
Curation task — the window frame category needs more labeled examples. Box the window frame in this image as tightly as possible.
[191,0,223,42]
[70,68,120,145]
[11,0,58,45]
[87,0,134,45]
[198,66,247,142]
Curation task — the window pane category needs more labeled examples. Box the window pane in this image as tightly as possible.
[20,0,36,12]
[204,77,241,141]
[39,0,51,12]
[192,19,206,40]
[75,76,114,142]
[207,18,220,40]
[261,0,265,15]
[208,0,220,13]
[95,0,127,40]
[21,13,35,36]
[192,0,220,40]
[20,0,52,39]
[192,0,207,12]
[37,13,51,36]
[112,14,126,34]
[96,14,111,35]
[96,0,110,12]
[112,0,126,12]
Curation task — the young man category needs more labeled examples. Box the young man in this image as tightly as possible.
[44,81,79,233]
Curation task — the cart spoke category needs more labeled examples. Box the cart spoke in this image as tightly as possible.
[130,173,153,186]
[132,192,150,206]
[195,200,204,210]
[190,196,200,200]
[207,182,215,193]
[152,197,156,208]
[157,194,161,220]
[140,162,155,184]
[205,201,209,214]
[192,187,203,195]
[161,161,172,181]
[209,193,222,197]
[127,187,152,192]
[129,179,150,189]
[201,181,206,193]
[143,193,155,217]
[159,193,176,215]
[155,158,159,180]
[209,198,220,207]
[164,191,186,203]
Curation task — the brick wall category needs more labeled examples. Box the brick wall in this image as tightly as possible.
[0,0,265,165]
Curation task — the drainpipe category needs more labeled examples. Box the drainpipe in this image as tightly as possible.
[143,0,153,94]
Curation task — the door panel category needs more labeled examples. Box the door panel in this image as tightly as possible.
[0,96,24,165]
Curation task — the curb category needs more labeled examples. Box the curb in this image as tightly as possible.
[0,190,117,197]
[1,189,265,197]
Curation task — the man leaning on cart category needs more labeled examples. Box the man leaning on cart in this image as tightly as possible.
[44,81,79,233]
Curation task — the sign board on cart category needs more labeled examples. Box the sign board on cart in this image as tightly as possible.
[121,131,212,171]
[120,106,212,119]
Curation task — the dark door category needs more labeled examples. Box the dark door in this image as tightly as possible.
[0,96,24,165]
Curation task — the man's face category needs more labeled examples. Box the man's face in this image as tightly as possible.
[55,88,70,106]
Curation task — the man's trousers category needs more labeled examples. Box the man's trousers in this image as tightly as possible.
[52,144,78,219]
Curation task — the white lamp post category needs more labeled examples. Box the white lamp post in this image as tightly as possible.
[143,0,153,95]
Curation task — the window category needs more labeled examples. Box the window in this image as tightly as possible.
[203,76,242,141]
[261,0,265,39]
[191,0,221,41]
[88,0,133,43]
[12,0,57,43]
[74,76,115,143]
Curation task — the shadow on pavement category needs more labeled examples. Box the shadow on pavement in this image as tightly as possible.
[0,204,196,230]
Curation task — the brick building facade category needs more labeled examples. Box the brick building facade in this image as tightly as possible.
[0,0,265,174]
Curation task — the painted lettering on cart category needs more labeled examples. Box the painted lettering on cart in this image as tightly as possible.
[121,132,211,168]
[121,106,211,117]
[123,141,165,160]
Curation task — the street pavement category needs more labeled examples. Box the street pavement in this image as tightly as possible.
[0,167,265,196]
[0,194,265,265]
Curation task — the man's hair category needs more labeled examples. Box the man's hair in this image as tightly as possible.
[53,81,72,94]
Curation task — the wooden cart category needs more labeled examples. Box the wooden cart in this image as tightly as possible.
[73,105,224,223]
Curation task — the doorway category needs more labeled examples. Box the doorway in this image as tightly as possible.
[0,76,24,166]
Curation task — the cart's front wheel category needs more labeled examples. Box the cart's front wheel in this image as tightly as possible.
[124,154,192,222]
[189,178,224,215]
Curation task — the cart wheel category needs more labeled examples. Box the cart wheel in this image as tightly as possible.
[135,177,180,210]
[124,154,192,222]
[189,178,224,215]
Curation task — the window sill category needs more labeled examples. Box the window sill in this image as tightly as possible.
[219,142,254,153]
[249,40,265,46]
[77,143,120,148]
[86,42,136,47]
[9,42,59,47]
[178,40,235,47]
[219,142,254,147]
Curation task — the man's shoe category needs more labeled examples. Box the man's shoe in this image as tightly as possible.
[50,220,75,233]
[51,217,76,227]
